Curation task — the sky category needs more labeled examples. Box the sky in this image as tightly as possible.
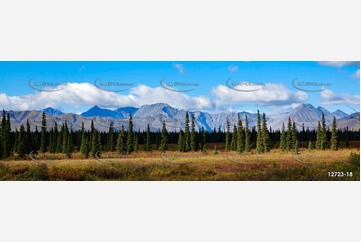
[0,61,359,114]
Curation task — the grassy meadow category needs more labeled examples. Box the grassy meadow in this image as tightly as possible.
[0,147,359,181]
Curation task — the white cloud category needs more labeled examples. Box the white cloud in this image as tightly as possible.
[317,61,359,68]
[211,83,308,110]
[227,65,239,73]
[173,64,184,74]
[0,83,213,112]
[320,89,359,105]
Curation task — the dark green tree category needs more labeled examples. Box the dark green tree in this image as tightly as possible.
[159,121,168,152]
[126,113,134,153]
[286,117,292,150]
[80,135,90,158]
[91,129,101,157]
[133,134,139,152]
[244,115,250,152]
[320,112,328,149]
[40,112,47,153]
[231,124,237,151]
[256,110,263,153]
[145,124,152,151]
[261,113,270,152]
[279,122,287,151]
[237,114,244,153]
[25,119,33,153]
[316,121,321,150]
[190,114,198,151]
[184,112,191,152]
[225,117,230,151]
[17,124,26,158]
[331,116,338,150]
[108,123,115,151]
[291,121,297,149]
[116,125,126,154]
[177,129,185,152]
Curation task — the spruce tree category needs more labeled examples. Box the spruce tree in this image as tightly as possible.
[177,130,185,152]
[52,122,58,153]
[201,128,207,154]
[126,113,134,153]
[331,116,338,150]
[261,113,270,152]
[90,120,94,151]
[91,129,101,157]
[256,110,263,153]
[159,121,168,152]
[190,114,197,151]
[80,127,87,155]
[184,112,191,152]
[279,122,287,151]
[40,112,47,153]
[294,139,300,154]
[66,130,73,158]
[13,128,18,154]
[1,110,11,158]
[17,124,26,158]
[56,124,63,153]
[62,121,69,154]
[25,119,33,153]
[116,125,126,154]
[231,124,237,151]
[316,121,321,149]
[48,127,54,153]
[225,117,230,151]
[291,121,297,149]
[145,124,152,152]
[108,123,115,151]
[199,127,206,150]
[80,135,90,158]
[286,117,292,150]
[133,134,139,152]
[320,112,327,149]
[237,114,244,153]
[308,140,312,150]
[244,115,250,152]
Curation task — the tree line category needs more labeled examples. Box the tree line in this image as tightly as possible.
[0,109,359,160]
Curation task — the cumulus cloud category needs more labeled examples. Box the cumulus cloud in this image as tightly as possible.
[211,83,308,110]
[0,83,212,112]
[317,61,359,68]
[173,64,184,74]
[227,65,239,73]
[320,89,359,105]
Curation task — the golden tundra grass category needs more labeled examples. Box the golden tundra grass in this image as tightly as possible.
[0,148,359,181]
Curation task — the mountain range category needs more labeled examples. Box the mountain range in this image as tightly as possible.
[5,103,360,132]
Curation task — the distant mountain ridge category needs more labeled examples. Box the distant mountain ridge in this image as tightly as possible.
[5,103,360,132]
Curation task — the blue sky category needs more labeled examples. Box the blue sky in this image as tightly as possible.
[0,61,359,114]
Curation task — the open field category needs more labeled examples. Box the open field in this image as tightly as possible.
[0,148,359,181]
